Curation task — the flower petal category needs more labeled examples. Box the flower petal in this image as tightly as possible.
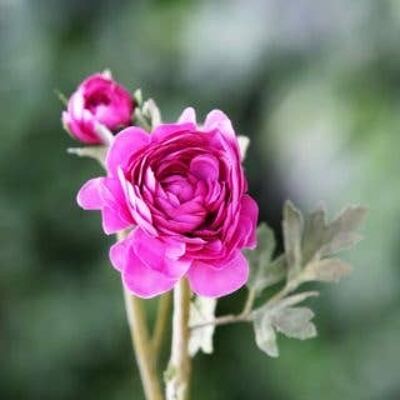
[122,249,178,298]
[238,194,259,249]
[109,234,131,272]
[102,207,131,234]
[76,178,106,210]
[178,107,197,124]
[190,154,219,181]
[106,127,150,176]
[132,228,191,279]
[204,109,235,137]
[187,251,249,297]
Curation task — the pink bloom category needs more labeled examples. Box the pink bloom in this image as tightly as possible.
[62,72,134,144]
[77,108,258,298]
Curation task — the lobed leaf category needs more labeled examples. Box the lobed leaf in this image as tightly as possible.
[302,206,326,264]
[253,293,318,357]
[321,205,367,256]
[303,258,352,283]
[272,306,317,340]
[246,224,285,294]
[283,201,304,279]
[253,311,279,357]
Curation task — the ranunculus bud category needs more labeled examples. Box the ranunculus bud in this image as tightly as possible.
[77,108,258,298]
[62,72,134,144]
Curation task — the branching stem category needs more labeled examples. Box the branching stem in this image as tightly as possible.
[191,275,304,331]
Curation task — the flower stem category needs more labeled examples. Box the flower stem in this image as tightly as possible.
[241,288,256,315]
[123,289,164,400]
[152,292,172,361]
[165,279,192,400]
[117,231,163,400]
[191,258,322,331]
[190,312,253,330]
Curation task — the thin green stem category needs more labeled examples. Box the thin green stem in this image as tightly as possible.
[165,279,192,400]
[118,231,163,400]
[190,273,304,331]
[123,289,163,400]
[241,288,256,316]
[152,292,172,361]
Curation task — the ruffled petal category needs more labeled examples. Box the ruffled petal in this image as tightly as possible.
[204,109,235,137]
[106,127,150,176]
[177,107,197,124]
[77,177,134,234]
[77,178,106,210]
[122,250,178,298]
[132,229,191,279]
[237,195,259,249]
[187,251,249,297]
[152,122,196,142]
[102,207,131,234]
[110,231,179,299]
[109,233,131,272]
[190,154,219,181]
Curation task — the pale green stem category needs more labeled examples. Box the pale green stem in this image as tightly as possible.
[190,272,305,331]
[241,288,257,315]
[152,292,172,361]
[118,232,163,400]
[165,279,192,400]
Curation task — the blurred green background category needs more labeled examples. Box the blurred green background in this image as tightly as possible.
[1,0,399,399]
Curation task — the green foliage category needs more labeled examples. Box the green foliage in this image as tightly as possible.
[188,296,217,356]
[2,0,397,398]
[248,202,367,358]
[245,224,285,295]
[253,292,318,357]
[67,146,108,167]
[283,201,304,279]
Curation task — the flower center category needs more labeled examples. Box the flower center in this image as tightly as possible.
[85,93,110,111]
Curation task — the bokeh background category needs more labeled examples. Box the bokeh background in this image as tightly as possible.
[1,0,399,399]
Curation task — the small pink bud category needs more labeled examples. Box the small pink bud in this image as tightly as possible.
[62,72,134,144]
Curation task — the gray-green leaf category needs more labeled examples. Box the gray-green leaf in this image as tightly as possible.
[272,306,317,340]
[246,224,285,294]
[253,311,279,357]
[301,204,367,262]
[302,206,326,264]
[253,291,318,357]
[67,146,107,167]
[283,201,304,279]
[303,258,352,283]
[188,296,217,357]
[321,205,367,256]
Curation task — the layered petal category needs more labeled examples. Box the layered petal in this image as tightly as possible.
[77,177,105,210]
[187,251,249,297]
[106,127,150,176]
[122,252,178,298]
[178,107,197,124]
[236,195,259,249]
[204,109,235,137]
[77,177,134,234]
[132,228,191,279]
[76,106,259,299]
[109,228,189,298]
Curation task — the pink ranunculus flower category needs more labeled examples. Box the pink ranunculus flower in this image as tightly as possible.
[77,108,258,298]
[62,72,134,144]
